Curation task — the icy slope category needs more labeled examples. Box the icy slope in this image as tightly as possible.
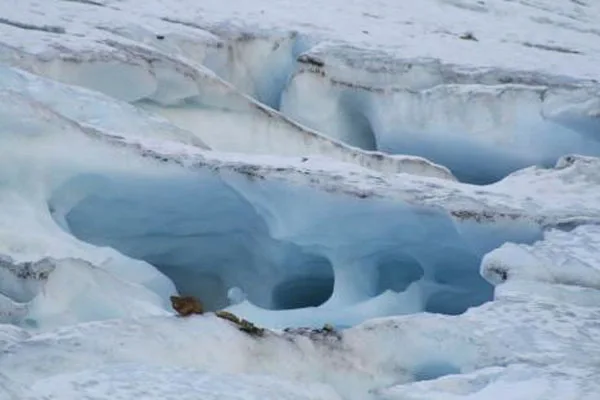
[27,364,342,400]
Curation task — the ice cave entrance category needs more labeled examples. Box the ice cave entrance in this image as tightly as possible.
[49,171,543,327]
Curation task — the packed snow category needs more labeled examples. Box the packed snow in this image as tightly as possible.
[1,0,600,399]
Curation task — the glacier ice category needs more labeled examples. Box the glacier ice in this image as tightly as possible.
[49,156,545,328]
[2,283,599,400]
[1,0,600,399]
[0,62,522,327]
[5,0,600,184]
[1,57,600,331]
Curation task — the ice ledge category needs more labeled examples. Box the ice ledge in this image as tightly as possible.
[0,44,455,178]
[1,61,598,227]
[294,44,598,91]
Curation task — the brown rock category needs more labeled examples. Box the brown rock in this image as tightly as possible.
[170,295,203,317]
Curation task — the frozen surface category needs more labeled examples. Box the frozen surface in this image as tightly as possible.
[1,0,600,399]
[1,59,600,330]
[3,0,600,81]
[0,59,599,397]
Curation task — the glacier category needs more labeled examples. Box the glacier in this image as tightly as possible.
[1,0,600,399]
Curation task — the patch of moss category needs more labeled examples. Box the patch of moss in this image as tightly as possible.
[238,319,265,337]
[215,310,265,337]
[215,310,241,324]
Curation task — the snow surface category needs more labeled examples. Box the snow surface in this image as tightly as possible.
[1,0,600,399]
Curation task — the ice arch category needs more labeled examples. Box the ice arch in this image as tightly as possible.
[49,173,335,312]
[48,171,543,328]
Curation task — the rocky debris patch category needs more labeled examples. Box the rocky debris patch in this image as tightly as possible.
[170,295,204,317]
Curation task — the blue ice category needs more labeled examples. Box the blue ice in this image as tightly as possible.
[49,169,543,328]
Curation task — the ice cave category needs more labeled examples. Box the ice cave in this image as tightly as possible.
[45,168,545,328]
[1,1,600,399]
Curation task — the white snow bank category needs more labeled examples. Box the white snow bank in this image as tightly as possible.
[6,0,599,81]
[6,0,600,183]
[482,224,600,291]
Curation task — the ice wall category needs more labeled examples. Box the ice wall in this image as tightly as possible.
[280,48,600,183]
[0,27,455,180]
